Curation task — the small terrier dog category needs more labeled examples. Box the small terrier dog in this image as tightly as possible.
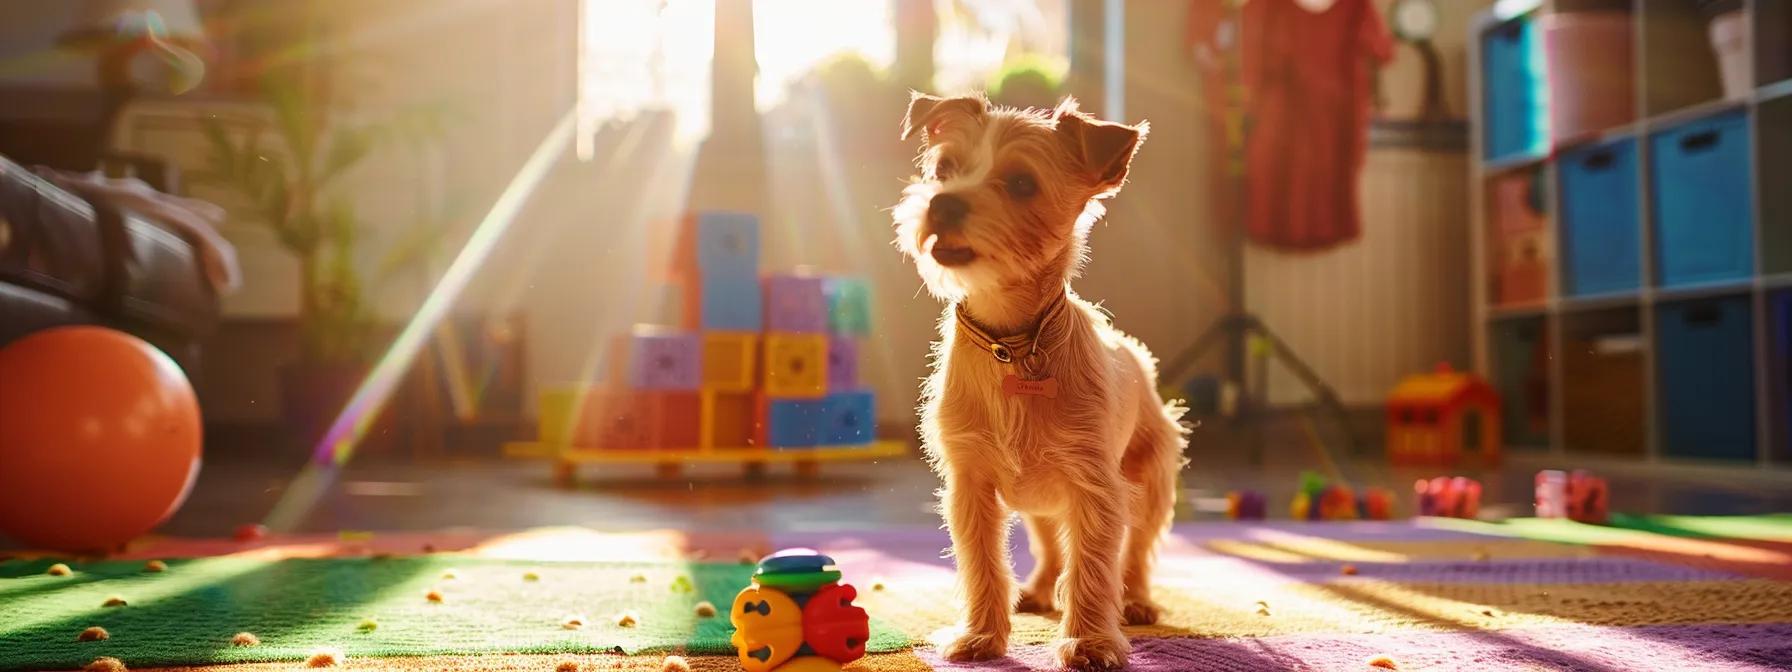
[893,92,1188,670]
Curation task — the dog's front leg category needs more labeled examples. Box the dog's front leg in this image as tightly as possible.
[941,465,1013,661]
[1056,471,1130,670]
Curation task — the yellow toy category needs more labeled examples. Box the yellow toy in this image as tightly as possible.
[730,549,870,672]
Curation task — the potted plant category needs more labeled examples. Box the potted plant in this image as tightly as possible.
[195,70,453,446]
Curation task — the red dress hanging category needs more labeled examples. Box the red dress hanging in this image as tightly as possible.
[1192,0,1393,251]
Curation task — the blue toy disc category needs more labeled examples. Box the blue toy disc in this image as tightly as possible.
[756,548,837,576]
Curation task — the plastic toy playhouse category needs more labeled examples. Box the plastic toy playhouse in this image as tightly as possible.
[505,211,902,481]
[1386,364,1502,467]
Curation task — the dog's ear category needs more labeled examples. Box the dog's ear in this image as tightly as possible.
[1054,97,1148,194]
[902,92,987,142]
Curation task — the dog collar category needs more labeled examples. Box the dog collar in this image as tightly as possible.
[954,290,1069,381]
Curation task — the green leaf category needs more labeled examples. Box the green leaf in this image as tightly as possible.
[317,125,375,186]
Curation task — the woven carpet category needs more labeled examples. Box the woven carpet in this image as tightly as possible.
[2,517,1790,671]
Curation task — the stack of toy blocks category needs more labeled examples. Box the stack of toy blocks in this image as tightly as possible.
[536,211,876,452]
[755,273,875,448]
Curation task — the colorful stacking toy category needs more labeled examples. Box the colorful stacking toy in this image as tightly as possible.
[1537,469,1608,524]
[1414,476,1482,519]
[731,549,870,672]
[1358,487,1395,520]
[1226,490,1267,520]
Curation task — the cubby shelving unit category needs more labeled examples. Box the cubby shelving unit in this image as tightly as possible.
[1470,0,1790,467]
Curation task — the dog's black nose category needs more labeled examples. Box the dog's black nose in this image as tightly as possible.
[927,193,969,232]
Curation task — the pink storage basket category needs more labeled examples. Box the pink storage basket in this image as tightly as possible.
[1542,11,1636,143]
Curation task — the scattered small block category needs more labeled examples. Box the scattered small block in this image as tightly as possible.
[425,588,445,603]
[84,657,126,672]
[440,569,459,580]
[234,524,267,542]
[562,614,587,630]
[77,626,109,642]
[1481,609,1496,618]
[306,647,344,667]
[47,563,72,577]
[357,618,379,632]
[422,543,437,553]
[693,601,718,618]
[555,663,580,672]
[614,610,640,628]
[871,579,887,592]
[629,573,647,584]
[738,548,760,565]
[661,654,690,672]
[1366,654,1400,669]
[231,632,260,647]
[670,575,694,593]
[101,595,127,608]
[1341,564,1359,576]
[523,571,541,582]
[143,560,167,573]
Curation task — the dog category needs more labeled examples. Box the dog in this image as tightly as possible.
[892,92,1188,671]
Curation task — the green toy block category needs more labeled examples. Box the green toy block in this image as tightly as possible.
[826,277,872,335]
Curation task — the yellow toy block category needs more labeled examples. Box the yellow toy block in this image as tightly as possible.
[761,332,828,398]
[702,332,758,392]
[701,389,759,450]
[537,388,581,445]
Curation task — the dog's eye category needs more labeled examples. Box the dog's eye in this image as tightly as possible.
[1005,173,1038,199]
[935,158,958,180]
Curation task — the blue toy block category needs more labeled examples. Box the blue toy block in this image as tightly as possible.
[821,391,875,445]
[690,211,759,275]
[760,396,827,448]
[690,270,762,331]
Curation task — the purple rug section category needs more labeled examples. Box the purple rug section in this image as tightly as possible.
[775,526,1735,586]
[1236,556,1745,584]
[916,623,1792,671]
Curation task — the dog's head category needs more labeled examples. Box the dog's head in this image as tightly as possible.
[893,92,1146,303]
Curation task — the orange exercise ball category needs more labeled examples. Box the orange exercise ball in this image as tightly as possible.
[0,326,202,552]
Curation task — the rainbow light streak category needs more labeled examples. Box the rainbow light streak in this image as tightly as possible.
[308,110,577,467]
[264,110,574,532]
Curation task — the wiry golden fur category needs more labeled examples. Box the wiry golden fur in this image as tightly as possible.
[893,92,1189,671]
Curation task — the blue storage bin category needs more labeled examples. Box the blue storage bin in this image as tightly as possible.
[1650,111,1756,288]
[1559,138,1642,296]
[1490,317,1551,446]
[1481,16,1549,161]
[1656,296,1757,460]
[820,391,875,445]
[763,397,826,448]
[1775,292,1792,461]
[696,270,762,331]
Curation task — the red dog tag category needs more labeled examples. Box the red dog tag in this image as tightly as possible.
[1002,374,1058,398]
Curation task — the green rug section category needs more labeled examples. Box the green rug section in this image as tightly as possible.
[1425,514,1792,545]
[0,556,908,671]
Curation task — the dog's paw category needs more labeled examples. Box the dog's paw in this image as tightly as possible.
[942,630,1008,662]
[1016,586,1056,614]
[1054,632,1130,671]
[1121,598,1161,626]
